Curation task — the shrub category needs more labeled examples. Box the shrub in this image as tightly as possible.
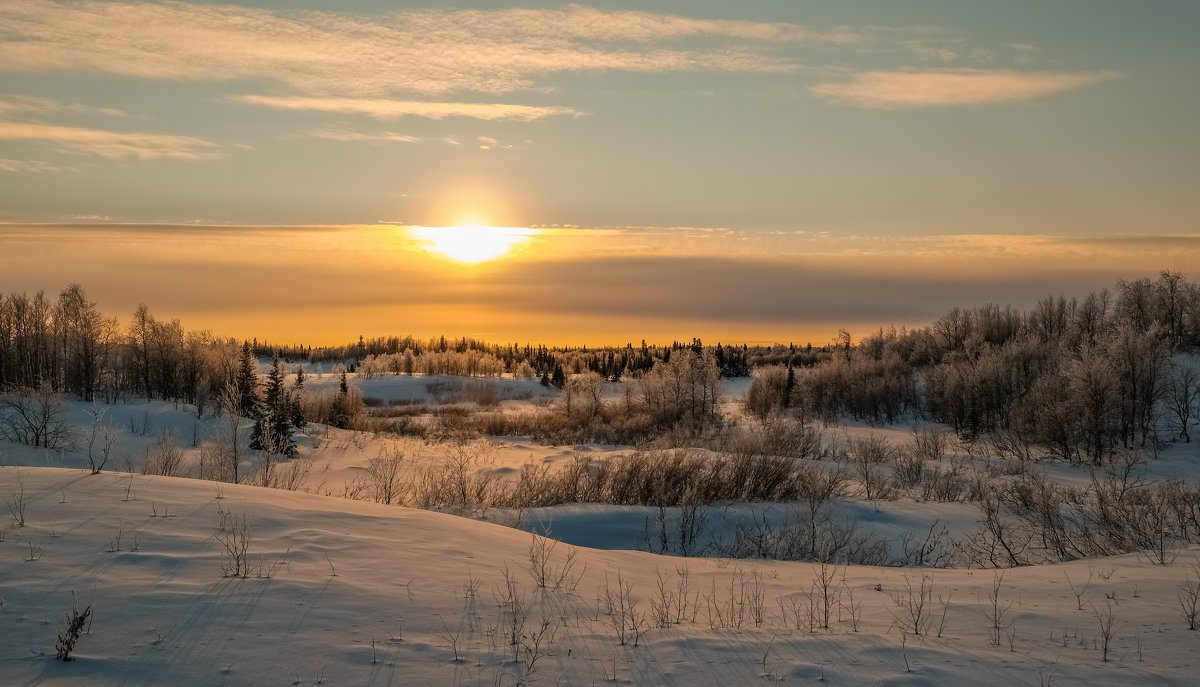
[55,599,92,661]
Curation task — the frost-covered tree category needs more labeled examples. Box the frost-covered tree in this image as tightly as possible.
[234,342,260,419]
[329,370,354,429]
[251,357,296,458]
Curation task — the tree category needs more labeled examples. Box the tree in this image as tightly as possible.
[1165,363,1200,443]
[290,365,306,427]
[54,283,104,401]
[0,382,73,449]
[329,370,354,429]
[639,349,721,431]
[84,405,117,474]
[201,382,245,483]
[129,302,155,397]
[235,342,260,419]
[745,365,789,421]
[562,371,605,420]
[1106,322,1170,448]
[250,357,296,459]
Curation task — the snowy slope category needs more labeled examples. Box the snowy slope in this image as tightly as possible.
[2,466,1198,686]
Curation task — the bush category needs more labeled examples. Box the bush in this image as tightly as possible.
[142,431,185,477]
[55,599,92,661]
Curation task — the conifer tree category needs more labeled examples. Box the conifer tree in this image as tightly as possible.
[250,357,296,457]
[235,342,260,419]
[290,365,307,427]
[329,369,352,429]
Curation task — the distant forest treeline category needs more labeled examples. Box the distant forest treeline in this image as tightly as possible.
[1,272,1198,457]
[0,285,770,407]
[746,270,1200,463]
[277,334,754,381]
[0,285,750,405]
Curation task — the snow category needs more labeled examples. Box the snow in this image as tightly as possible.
[3,382,1200,685]
[2,467,1199,685]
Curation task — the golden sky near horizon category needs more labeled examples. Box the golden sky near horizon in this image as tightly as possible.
[1,224,1196,346]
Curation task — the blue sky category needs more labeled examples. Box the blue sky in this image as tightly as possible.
[0,1,1197,343]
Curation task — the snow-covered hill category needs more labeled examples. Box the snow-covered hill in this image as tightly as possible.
[2,465,1198,686]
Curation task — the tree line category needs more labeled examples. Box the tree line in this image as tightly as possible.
[0,285,753,408]
[747,271,1200,463]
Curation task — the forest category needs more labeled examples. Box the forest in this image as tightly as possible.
[4,272,1197,450]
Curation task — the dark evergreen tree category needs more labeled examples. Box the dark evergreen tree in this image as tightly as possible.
[250,356,296,457]
[235,342,260,419]
[550,364,565,389]
[290,365,306,428]
[329,370,352,429]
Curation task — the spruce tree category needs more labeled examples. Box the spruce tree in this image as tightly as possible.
[290,365,306,427]
[329,370,352,429]
[235,342,260,419]
[250,357,296,457]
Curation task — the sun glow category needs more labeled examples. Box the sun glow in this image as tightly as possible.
[411,223,535,263]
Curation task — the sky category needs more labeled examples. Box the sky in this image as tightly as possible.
[0,1,1198,346]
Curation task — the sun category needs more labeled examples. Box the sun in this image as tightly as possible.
[411,223,534,263]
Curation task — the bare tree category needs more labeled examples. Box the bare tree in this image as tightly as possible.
[85,405,118,474]
[200,382,245,483]
[1179,559,1200,630]
[348,443,406,504]
[889,573,935,637]
[54,283,105,401]
[142,431,185,477]
[561,371,606,421]
[846,435,896,501]
[983,572,1013,647]
[0,382,73,449]
[1165,364,1199,443]
[1095,600,1119,662]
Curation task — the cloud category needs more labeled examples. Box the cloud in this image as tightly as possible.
[0,1,831,97]
[306,128,419,144]
[0,157,81,172]
[0,121,221,159]
[235,95,580,121]
[1005,43,1040,64]
[811,69,1119,108]
[0,94,127,117]
[898,39,962,62]
[423,4,863,45]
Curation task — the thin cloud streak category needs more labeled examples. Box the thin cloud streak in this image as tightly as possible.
[0,0,824,96]
[812,69,1119,108]
[0,122,221,160]
[0,157,80,173]
[237,95,580,121]
[0,94,126,117]
[306,129,420,144]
